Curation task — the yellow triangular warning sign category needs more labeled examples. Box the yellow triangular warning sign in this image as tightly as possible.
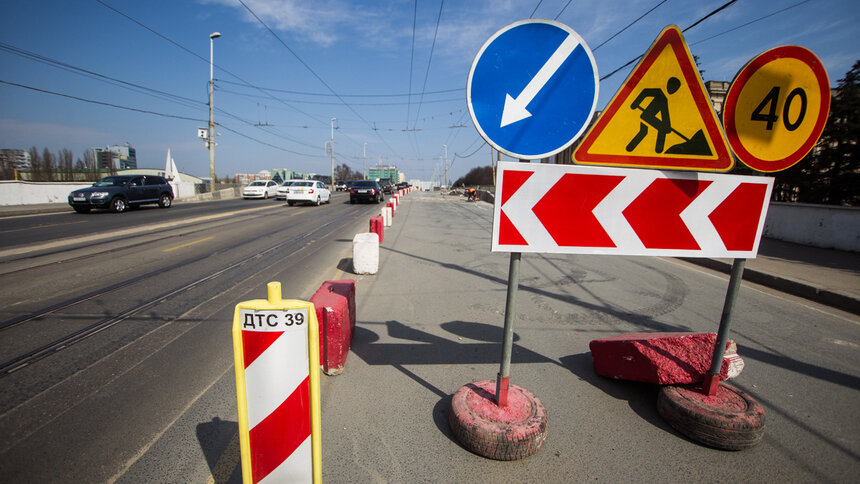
[574,25,733,171]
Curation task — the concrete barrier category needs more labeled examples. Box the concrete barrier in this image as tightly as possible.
[381,207,392,227]
[0,180,90,205]
[309,280,356,376]
[386,201,395,217]
[764,202,859,252]
[370,215,384,243]
[352,233,379,274]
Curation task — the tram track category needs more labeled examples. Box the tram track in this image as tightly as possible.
[0,207,278,277]
[0,203,365,377]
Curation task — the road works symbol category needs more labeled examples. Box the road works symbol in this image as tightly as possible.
[722,45,830,172]
[468,19,598,160]
[574,25,733,171]
[492,162,773,258]
[232,282,321,484]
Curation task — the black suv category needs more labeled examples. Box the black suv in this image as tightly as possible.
[349,180,384,204]
[68,175,174,213]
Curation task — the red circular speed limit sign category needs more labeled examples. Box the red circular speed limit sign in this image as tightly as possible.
[723,46,830,172]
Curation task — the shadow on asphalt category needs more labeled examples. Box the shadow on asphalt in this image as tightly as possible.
[559,353,669,431]
[196,417,242,484]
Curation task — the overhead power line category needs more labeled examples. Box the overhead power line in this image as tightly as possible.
[689,0,813,46]
[412,0,445,129]
[600,0,740,82]
[236,0,399,156]
[593,0,667,51]
[215,79,463,98]
[0,41,203,110]
[95,0,328,126]
[0,79,205,122]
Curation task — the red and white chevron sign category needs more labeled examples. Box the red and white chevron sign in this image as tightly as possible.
[492,162,774,258]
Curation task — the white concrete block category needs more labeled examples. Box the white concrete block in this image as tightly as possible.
[352,233,379,274]
[381,207,392,227]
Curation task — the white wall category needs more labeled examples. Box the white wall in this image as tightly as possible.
[764,202,859,252]
[0,180,205,206]
[0,180,91,205]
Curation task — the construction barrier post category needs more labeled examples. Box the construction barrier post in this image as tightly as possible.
[232,282,321,483]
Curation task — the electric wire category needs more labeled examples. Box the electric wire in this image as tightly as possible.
[236,0,400,156]
[0,79,205,122]
[554,0,574,20]
[406,0,418,130]
[689,0,813,46]
[599,0,740,82]
[592,0,667,51]
[530,0,544,18]
[0,41,204,110]
[94,0,328,127]
[215,79,464,98]
[412,0,445,129]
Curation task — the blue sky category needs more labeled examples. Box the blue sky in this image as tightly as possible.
[0,0,857,182]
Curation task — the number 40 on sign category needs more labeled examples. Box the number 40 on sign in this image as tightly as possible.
[722,45,830,173]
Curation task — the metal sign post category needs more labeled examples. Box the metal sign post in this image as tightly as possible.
[495,252,521,406]
[702,259,746,395]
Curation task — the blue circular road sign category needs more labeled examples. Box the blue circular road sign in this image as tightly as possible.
[467,19,599,160]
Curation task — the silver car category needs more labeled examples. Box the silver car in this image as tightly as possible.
[242,180,279,199]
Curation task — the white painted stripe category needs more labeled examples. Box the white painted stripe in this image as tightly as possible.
[500,167,562,249]
[244,331,309,429]
[258,436,312,484]
[593,170,655,251]
[683,177,740,255]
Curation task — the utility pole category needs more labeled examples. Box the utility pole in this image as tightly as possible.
[363,142,367,180]
[208,32,221,192]
[330,117,336,191]
[443,144,448,188]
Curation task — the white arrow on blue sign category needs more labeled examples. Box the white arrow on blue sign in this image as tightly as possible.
[468,19,599,160]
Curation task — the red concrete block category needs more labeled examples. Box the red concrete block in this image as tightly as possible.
[309,280,356,376]
[369,215,384,243]
[589,332,744,385]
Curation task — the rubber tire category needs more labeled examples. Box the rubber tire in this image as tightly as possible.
[73,206,90,213]
[263,192,268,199]
[287,201,295,206]
[658,383,765,451]
[158,193,172,208]
[449,380,548,461]
[315,196,321,206]
[110,197,128,213]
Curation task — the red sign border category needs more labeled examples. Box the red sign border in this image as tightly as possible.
[722,45,831,173]
[573,25,734,172]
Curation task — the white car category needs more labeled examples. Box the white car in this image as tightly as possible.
[242,180,279,199]
[276,179,305,200]
[286,180,331,206]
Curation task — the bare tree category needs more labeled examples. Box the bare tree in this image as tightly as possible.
[28,146,41,181]
[60,148,74,181]
[42,147,55,181]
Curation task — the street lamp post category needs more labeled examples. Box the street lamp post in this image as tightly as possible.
[208,32,221,193]
[330,117,336,191]
[363,142,367,180]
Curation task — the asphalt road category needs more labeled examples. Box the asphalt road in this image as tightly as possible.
[0,191,380,482]
[1,191,858,482]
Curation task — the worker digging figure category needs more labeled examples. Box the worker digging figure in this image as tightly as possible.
[626,76,682,153]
